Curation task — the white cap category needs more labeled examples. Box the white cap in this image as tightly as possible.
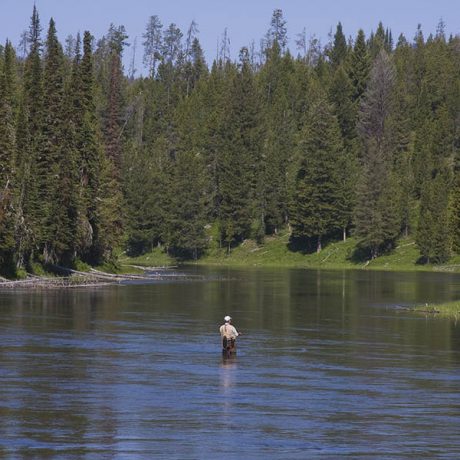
[224,315,231,322]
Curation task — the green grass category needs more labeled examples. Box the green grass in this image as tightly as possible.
[119,231,460,274]
[414,301,460,318]
[118,247,176,269]
[198,231,357,268]
[196,231,460,272]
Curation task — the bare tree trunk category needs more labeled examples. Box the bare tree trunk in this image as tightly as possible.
[317,235,322,253]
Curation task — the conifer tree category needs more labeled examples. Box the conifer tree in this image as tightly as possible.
[40,18,68,263]
[184,37,207,95]
[451,172,460,254]
[15,98,35,268]
[166,149,208,258]
[218,55,261,250]
[142,15,163,78]
[369,22,387,58]
[124,144,166,255]
[2,6,460,270]
[77,31,108,262]
[0,41,17,274]
[354,50,401,257]
[417,172,451,263]
[105,28,127,172]
[329,22,348,69]
[349,29,370,106]
[353,142,402,258]
[83,30,124,263]
[267,9,288,52]
[258,43,296,234]
[20,5,44,259]
[201,61,234,219]
[290,95,344,252]
[329,64,357,148]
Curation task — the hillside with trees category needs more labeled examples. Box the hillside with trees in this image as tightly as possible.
[0,7,459,277]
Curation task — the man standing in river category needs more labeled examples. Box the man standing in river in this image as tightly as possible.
[220,315,240,354]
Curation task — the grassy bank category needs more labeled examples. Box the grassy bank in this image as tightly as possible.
[414,301,460,318]
[118,247,177,269]
[120,231,460,273]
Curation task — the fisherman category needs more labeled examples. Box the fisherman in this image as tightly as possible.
[219,315,240,354]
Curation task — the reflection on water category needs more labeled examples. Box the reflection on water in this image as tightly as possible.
[220,355,237,421]
[1,267,460,457]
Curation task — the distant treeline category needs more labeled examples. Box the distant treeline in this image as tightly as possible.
[0,7,459,276]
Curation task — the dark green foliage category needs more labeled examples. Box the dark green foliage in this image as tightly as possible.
[451,172,460,254]
[258,44,298,234]
[1,6,460,275]
[349,29,371,105]
[166,149,208,258]
[124,145,166,255]
[142,15,163,77]
[218,58,260,250]
[353,50,402,257]
[417,172,451,263]
[329,65,357,147]
[353,141,402,258]
[290,95,345,252]
[0,41,17,274]
[329,22,348,69]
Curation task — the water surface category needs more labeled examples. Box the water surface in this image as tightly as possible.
[1,267,460,458]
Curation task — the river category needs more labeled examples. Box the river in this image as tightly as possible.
[1,267,460,458]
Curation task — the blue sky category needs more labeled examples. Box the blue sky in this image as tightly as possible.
[1,0,459,75]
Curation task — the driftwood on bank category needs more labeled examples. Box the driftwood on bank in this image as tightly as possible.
[0,275,112,289]
[0,265,182,289]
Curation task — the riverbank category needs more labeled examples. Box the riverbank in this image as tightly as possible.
[0,266,180,289]
[414,301,460,319]
[121,233,460,274]
[4,233,460,295]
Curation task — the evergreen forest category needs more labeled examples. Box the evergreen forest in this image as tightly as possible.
[1,7,460,277]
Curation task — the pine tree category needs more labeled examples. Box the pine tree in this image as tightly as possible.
[40,18,69,263]
[199,61,230,220]
[329,22,348,69]
[417,172,451,263]
[93,25,128,261]
[258,43,296,234]
[77,31,107,263]
[353,142,401,258]
[15,98,35,268]
[142,15,163,78]
[349,29,370,105]
[451,172,460,254]
[183,37,207,96]
[166,149,208,258]
[93,154,124,262]
[369,22,387,58]
[354,50,401,257]
[124,144,166,255]
[218,55,261,250]
[290,95,344,252]
[105,35,125,172]
[20,5,44,260]
[267,9,288,52]
[329,64,357,148]
[0,41,17,275]
[81,30,124,264]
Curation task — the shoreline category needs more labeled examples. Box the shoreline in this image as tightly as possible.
[413,301,460,319]
[0,266,179,289]
[122,235,460,275]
